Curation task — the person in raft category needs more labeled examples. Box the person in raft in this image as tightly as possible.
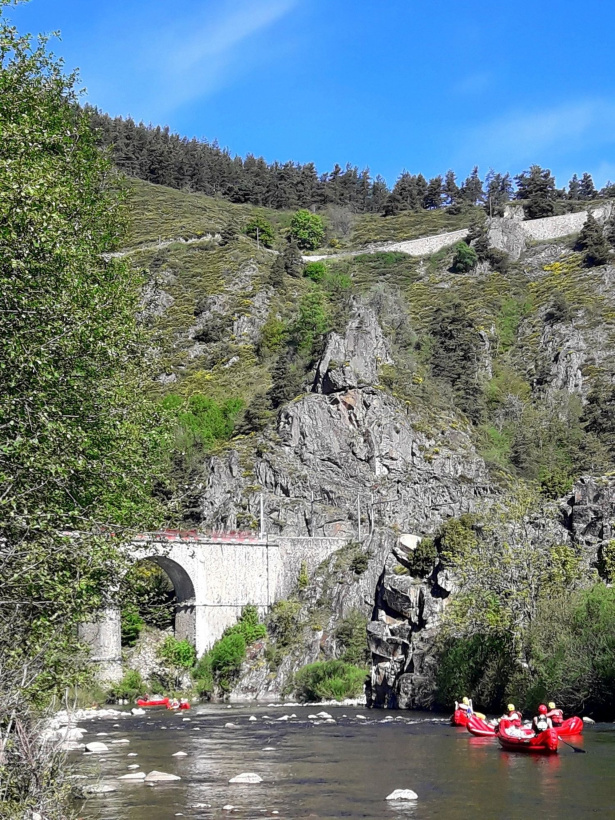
[547,701,564,726]
[532,704,553,734]
[500,704,523,726]
[455,697,473,714]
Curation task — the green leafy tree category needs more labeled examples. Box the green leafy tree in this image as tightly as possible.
[245,215,275,247]
[289,209,325,250]
[304,260,328,282]
[0,3,170,812]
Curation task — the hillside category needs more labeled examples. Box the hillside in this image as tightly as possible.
[125,179,615,710]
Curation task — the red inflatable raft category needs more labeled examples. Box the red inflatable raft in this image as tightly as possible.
[497,726,559,754]
[555,716,583,736]
[466,714,496,737]
[136,697,170,708]
[451,709,470,727]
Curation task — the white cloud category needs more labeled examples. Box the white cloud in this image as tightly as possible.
[102,0,300,117]
[464,100,615,166]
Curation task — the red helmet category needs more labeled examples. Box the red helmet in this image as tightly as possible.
[538,704,548,714]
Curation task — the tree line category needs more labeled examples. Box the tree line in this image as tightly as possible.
[88,109,615,217]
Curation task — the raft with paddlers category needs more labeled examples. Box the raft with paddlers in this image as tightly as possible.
[136,697,170,708]
[451,708,470,727]
[554,716,583,736]
[497,725,559,754]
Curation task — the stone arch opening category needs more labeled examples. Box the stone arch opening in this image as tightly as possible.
[127,556,196,646]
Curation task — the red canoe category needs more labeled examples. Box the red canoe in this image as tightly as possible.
[466,714,496,737]
[451,709,470,727]
[555,716,583,736]
[136,697,170,707]
[498,726,558,754]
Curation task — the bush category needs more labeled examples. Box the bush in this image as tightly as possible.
[121,606,145,647]
[245,216,275,248]
[289,209,325,250]
[293,660,366,702]
[304,261,327,282]
[208,632,246,691]
[349,552,369,575]
[406,537,438,577]
[335,611,369,665]
[106,669,145,703]
[451,242,478,273]
[158,635,197,670]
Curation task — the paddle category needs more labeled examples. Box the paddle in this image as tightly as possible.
[559,737,586,753]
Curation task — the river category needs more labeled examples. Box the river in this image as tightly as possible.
[76,704,615,819]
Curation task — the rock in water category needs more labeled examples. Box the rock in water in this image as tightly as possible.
[120,772,146,781]
[386,789,418,801]
[583,716,595,724]
[172,751,188,757]
[81,783,117,795]
[248,715,257,721]
[144,770,181,782]
[229,772,263,784]
[84,742,109,753]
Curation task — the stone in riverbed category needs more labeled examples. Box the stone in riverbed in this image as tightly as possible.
[127,764,140,769]
[131,708,145,716]
[224,722,239,728]
[229,772,263,784]
[85,742,108,753]
[316,711,332,719]
[583,716,595,724]
[386,789,418,801]
[144,770,181,783]
[81,783,117,795]
[120,772,146,781]
[172,751,188,757]
[248,715,257,722]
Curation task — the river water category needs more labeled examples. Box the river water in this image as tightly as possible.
[76,704,615,819]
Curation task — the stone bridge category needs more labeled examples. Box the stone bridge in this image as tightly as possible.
[80,531,347,681]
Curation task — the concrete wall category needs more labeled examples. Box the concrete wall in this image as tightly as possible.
[85,534,346,682]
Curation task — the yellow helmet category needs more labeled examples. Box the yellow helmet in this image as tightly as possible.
[507,704,515,712]
[548,702,556,709]
[462,697,469,705]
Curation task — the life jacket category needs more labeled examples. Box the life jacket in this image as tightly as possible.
[534,714,549,732]
[547,708,563,725]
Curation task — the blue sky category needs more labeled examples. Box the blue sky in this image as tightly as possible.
[8,0,615,187]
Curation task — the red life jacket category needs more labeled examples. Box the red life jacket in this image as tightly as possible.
[547,708,563,725]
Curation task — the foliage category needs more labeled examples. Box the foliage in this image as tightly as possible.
[298,561,309,589]
[106,669,145,702]
[289,209,325,250]
[304,260,328,282]
[598,540,615,583]
[0,6,172,813]
[406,537,438,577]
[451,241,478,273]
[121,561,176,636]
[245,215,275,247]
[267,600,302,649]
[515,165,556,219]
[194,605,266,695]
[335,611,369,665]
[349,552,369,575]
[293,660,366,702]
[121,606,145,647]
[158,635,197,670]
[575,213,609,267]
[291,289,331,355]
[436,516,478,565]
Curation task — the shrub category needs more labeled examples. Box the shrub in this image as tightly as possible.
[349,552,369,575]
[335,611,369,665]
[436,515,477,565]
[208,632,246,691]
[268,600,302,649]
[121,606,145,647]
[289,209,325,250]
[297,561,309,589]
[406,537,438,577]
[304,261,327,282]
[451,242,478,273]
[158,635,197,670]
[106,669,145,703]
[293,660,366,702]
[245,216,275,248]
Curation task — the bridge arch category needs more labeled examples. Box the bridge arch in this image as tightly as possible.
[139,555,196,645]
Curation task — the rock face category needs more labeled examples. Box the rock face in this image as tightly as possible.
[313,304,392,393]
[198,305,491,540]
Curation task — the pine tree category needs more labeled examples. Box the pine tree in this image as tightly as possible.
[443,170,459,207]
[579,172,597,201]
[568,174,581,200]
[460,167,484,206]
[423,175,444,209]
[515,165,556,219]
[576,213,609,266]
[485,171,512,215]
